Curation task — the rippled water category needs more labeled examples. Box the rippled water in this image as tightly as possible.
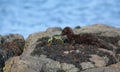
[0,0,120,38]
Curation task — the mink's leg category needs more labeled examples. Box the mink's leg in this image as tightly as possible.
[68,40,75,50]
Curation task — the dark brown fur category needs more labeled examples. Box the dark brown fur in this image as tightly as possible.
[61,27,113,50]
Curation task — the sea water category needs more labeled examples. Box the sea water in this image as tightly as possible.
[0,0,120,38]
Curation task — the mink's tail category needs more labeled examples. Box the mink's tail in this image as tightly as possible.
[95,39,115,50]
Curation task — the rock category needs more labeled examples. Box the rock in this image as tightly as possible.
[2,34,24,43]
[90,55,109,67]
[4,43,81,72]
[4,56,39,72]
[43,61,61,72]
[74,26,81,29]
[30,37,116,71]
[4,55,62,72]
[81,67,120,72]
[83,24,115,29]
[0,34,25,72]
[46,27,62,32]
[118,40,120,46]
[80,24,120,37]
[61,63,79,71]
[66,67,79,72]
[80,62,95,70]
[24,27,62,51]
[110,62,120,70]
[1,38,25,59]
[4,56,40,72]
[3,24,120,72]
[3,56,20,72]
[118,53,120,60]
[0,49,6,72]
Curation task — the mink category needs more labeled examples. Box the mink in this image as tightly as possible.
[61,27,114,50]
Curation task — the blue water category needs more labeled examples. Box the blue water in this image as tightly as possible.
[0,0,120,38]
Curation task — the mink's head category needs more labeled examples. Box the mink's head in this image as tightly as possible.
[61,27,74,35]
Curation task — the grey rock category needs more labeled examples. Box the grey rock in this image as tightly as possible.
[3,24,120,72]
[74,26,81,29]
[25,27,62,51]
[80,62,95,70]
[0,49,6,72]
[61,63,79,71]
[0,34,25,72]
[46,27,62,32]
[78,24,120,37]
[66,68,79,72]
[89,55,109,67]
[43,61,61,72]
[118,40,120,46]
[81,67,120,72]
[2,34,24,43]
[110,62,120,70]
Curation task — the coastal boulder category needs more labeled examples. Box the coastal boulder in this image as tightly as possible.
[3,24,120,72]
[0,34,25,72]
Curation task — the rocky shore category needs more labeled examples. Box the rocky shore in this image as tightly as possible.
[0,24,120,72]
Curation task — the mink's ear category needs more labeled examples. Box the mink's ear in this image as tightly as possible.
[61,27,73,35]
